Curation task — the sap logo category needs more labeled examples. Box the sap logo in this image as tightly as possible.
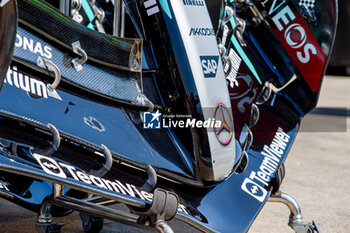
[182,0,204,6]
[143,110,162,129]
[200,56,219,78]
[0,0,10,8]
[189,28,215,36]
[15,34,52,59]
[241,178,267,202]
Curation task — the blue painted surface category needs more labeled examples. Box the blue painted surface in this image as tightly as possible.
[196,127,298,232]
[0,74,193,178]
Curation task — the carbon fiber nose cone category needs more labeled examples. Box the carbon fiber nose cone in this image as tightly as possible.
[0,0,17,90]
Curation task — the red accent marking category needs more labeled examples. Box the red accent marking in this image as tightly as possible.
[271,8,326,92]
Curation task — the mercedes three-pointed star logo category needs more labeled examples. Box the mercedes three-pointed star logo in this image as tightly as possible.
[213,103,233,145]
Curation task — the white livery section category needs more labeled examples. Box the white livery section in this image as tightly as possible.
[170,0,235,181]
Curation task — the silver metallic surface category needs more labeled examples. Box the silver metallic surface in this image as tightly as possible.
[157,222,174,233]
[268,192,321,233]
[72,41,88,72]
[47,124,60,152]
[113,0,122,36]
[135,94,154,111]
[120,1,125,37]
[53,184,63,199]
[37,199,53,223]
[89,144,113,177]
[268,192,303,223]
[37,57,62,90]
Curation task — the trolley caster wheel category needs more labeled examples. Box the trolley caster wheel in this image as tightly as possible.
[36,222,64,233]
[80,213,104,233]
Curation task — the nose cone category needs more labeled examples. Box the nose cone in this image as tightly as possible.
[0,0,17,90]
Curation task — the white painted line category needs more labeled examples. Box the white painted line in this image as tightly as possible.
[146,6,159,16]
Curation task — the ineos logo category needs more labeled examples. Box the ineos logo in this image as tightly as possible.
[272,5,317,64]
[284,23,307,49]
[33,153,67,178]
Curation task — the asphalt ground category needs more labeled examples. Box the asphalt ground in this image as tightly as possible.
[0,75,349,232]
[250,75,350,233]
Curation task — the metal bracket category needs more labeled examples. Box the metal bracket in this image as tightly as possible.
[135,94,155,111]
[235,151,249,174]
[301,5,318,25]
[90,0,106,33]
[37,57,62,90]
[290,220,322,233]
[223,6,247,47]
[221,6,234,25]
[131,188,178,233]
[249,103,260,128]
[239,125,253,151]
[89,144,113,177]
[270,163,285,194]
[268,192,322,233]
[71,0,83,23]
[72,41,88,72]
[53,183,64,199]
[36,194,64,233]
[140,165,157,192]
[235,17,247,47]
[36,221,64,233]
[256,82,273,105]
[32,124,61,157]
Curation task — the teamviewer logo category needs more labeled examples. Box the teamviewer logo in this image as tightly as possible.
[241,178,267,202]
[33,153,67,178]
[143,110,162,129]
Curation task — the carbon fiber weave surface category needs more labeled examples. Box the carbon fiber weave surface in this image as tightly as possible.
[13,26,140,103]
[17,0,142,71]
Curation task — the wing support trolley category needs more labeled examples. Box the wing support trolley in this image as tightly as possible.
[268,192,321,233]
[130,188,179,233]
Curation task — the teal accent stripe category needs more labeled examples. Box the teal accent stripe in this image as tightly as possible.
[81,0,95,23]
[229,16,262,84]
[87,23,94,30]
[159,0,172,19]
